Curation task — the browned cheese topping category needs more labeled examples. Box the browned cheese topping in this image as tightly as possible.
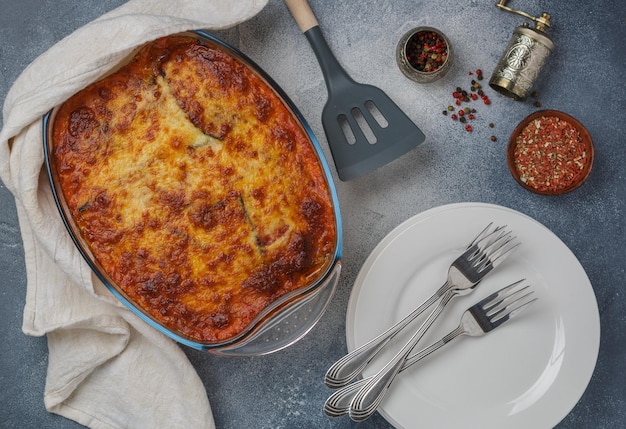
[51,36,337,343]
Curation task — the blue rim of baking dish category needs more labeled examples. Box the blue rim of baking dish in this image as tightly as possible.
[42,30,343,354]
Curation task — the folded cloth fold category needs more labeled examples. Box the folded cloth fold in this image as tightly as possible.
[0,1,268,428]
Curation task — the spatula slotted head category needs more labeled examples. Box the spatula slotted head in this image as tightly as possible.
[321,83,425,181]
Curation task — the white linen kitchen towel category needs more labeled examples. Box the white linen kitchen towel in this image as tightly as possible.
[0,1,268,428]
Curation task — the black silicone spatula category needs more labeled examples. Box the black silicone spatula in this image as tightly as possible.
[284,0,426,181]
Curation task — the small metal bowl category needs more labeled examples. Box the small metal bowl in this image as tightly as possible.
[396,27,452,83]
[507,110,594,195]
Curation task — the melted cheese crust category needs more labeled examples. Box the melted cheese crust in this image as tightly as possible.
[51,35,337,343]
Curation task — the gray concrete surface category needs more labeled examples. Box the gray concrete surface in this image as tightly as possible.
[1,1,625,428]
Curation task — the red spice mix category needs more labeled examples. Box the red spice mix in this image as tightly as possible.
[513,115,588,193]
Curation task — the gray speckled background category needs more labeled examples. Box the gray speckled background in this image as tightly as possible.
[1,1,625,428]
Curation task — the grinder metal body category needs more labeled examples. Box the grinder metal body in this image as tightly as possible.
[489,0,554,101]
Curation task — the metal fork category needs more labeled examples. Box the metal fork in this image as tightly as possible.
[334,280,537,420]
[346,236,521,420]
[325,223,519,388]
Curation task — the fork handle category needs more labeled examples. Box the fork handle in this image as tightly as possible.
[349,290,456,421]
[324,328,463,417]
[325,281,450,388]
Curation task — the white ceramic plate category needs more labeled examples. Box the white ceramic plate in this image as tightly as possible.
[346,203,600,429]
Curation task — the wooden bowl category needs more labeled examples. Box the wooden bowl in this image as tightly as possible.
[507,110,594,195]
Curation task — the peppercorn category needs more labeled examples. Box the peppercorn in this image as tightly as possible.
[442,110,448,115]
[442,68,494,135]
[405,31,448,73]
[534,101,542,107]
[531,90,539,98]
[490,135,497,142]
[465,125,473,132]
[489,122,495,128]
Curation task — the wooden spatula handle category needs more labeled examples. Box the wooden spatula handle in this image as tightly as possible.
[284,0,319,33]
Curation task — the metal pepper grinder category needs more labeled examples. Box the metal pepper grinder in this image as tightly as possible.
[489,0,554,101]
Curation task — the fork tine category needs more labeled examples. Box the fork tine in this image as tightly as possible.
[469,229,519,273]
[475,227,508,251]
[484,284,531,314]
[479,279,537,326]
[477,279,526,309]
[483,231,516,256]
[464,227,508,263]
[487,290,536,323]
[490,296,537,327]
[466,222,497,248]
[466,280,535,332]
[487,239,520,264]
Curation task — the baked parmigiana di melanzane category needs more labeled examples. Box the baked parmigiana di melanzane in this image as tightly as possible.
[51,35,337,343]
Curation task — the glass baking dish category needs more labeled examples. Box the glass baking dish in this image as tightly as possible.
[42,30,342,356]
